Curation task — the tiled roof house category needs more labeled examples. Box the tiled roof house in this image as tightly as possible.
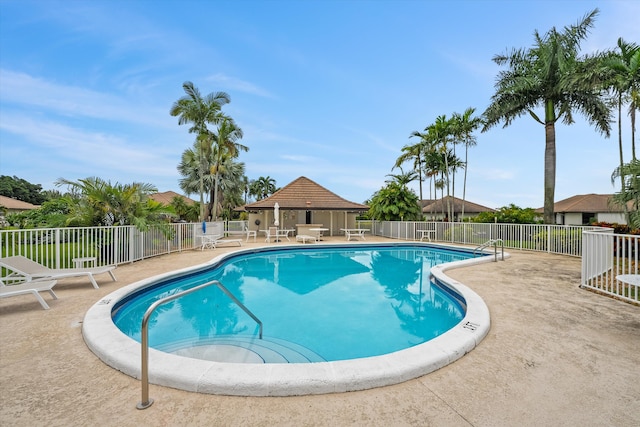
[243,176,368,211]
[0,195,39,213]
[242,176,368,236]
[537,194,629,225]
[150,191,196,206]
[422,196,495,221]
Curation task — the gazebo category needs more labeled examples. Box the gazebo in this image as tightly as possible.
[242,176,369,236]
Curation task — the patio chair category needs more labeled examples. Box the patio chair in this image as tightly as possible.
[265,227,278,243]
[0,279,58,310]
[0,256,116,289]
[245,226,257,242]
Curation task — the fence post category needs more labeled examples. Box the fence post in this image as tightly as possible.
[55,228,61,269]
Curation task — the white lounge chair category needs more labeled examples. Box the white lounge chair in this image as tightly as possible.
[200,234,243,250]
[0,279,58,310]
[296,234,316,244]
[0,256,116,289]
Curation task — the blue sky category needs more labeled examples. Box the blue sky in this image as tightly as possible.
[0,0,638,209]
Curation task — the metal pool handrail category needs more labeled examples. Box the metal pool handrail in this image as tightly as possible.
[136,279,263,409]
[474,239,504,262]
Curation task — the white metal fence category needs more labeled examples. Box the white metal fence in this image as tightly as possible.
[0,221,247,270]
[2,220,637,305]
[359,220,600,256]
[581,229,639,304]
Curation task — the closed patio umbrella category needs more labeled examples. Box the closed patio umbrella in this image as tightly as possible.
[274,202,280,226]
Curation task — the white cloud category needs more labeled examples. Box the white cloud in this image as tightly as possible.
[205,73,274,98]
[0,69,172,129]
[0,113,176,177]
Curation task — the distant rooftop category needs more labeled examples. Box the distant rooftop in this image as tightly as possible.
[535,194,629,213]
[422,196,494,213]
[243,176,368,211]
[0,195,39,211]
[150,191,196,206]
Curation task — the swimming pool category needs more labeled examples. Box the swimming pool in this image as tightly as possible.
[83,242,494,396]
[112,245,469,363]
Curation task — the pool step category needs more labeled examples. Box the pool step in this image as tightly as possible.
[159,335,326,364]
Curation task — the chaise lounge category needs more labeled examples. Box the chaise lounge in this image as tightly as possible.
[296,234,316,244]
[0,256,116,289]
[0,279,58,310]
[199,234,243,250]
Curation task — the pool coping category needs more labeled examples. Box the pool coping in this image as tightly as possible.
[82,242,503,396]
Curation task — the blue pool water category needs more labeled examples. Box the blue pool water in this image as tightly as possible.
[112,244,473,363]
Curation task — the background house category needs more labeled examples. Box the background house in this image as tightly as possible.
[242,176,369,236]
[0,195,40,227]
[149,191,196,206]
[0,195,39,214]
[539,194,629,225]
[421,196,495,221]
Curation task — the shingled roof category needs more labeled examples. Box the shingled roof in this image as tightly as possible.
[243,176,368,211]
[422,196,494,213]
[150,191,196,206]
[538,194,628,213]
[0,195,39,211]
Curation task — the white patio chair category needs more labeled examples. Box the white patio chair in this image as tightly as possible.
[0,256,116,289]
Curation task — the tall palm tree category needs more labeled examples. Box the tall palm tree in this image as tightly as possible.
[177,140,213,202]
[422,149,443,218]
[483,9,611,224]
[210,117,247,219]
[395,133,427,202]
[177,141,247,220]
[215,157,246,220]
[602,38,640,174]
[170,81,230,221]
[451,108,482,220]
[426,115,455,220]
[242,176,250,204]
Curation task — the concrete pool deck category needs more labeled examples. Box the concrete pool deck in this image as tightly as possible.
[1,236,639,426]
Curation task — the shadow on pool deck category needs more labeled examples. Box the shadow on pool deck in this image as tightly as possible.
[1,236,639,426]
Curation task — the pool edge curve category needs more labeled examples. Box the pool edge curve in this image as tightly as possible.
[82,242,502,396]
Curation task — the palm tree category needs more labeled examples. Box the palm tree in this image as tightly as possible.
[242,175,250,204]
[423,149,443,218]
[611,159,640,227]
[367,182,422,221]
[602,38,640,177]
[385,167,418,190]
[54,177,172,233]
[451,108,482,220]
[483,9,611,224]
[177,139,217,216]
[395,134,427,202]
[177,138,246,219]
[215,157,246,220]
[426,115,455,220]
[210,117,247,219]
[170,81,230,221]
[170,196,199,222]
[250,176,277,200]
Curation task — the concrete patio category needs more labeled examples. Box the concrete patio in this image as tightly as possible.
[1,236,638,426]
